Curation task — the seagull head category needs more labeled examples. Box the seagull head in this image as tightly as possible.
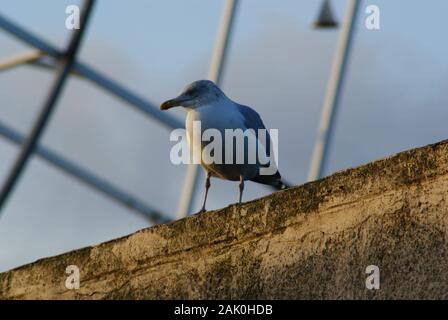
[160,80,225,110]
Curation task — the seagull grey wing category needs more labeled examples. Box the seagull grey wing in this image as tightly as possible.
[237,104,267,131]
[237,104,272,158]
[237,104,283,188]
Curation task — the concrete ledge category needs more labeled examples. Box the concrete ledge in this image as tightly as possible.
[1,140,448,299]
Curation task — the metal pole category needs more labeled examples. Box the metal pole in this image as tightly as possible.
[0,120,168,223]
[207,0,239,85]
[0,50,43,71]
[0,14,62,58]
[0,0,95,213]
[307,0,360,182]
[176,0,239,218]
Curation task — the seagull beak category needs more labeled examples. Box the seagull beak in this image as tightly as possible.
[160,95,187,110]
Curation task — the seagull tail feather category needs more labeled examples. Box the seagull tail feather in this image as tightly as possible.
[251,171,289,191]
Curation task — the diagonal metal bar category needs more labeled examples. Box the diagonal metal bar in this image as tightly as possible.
[0,50,44,71]
[0,13,182,130]
[0,0,95,212]
[74,63,182,129]
[0,54,84,77]
[0,120,168,223]
[207,0,239,85]
[0,14,62,58]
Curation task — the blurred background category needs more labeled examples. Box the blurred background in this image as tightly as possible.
[0,0,447,272]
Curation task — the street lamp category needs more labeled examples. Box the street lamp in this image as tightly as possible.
[313,0,338,28]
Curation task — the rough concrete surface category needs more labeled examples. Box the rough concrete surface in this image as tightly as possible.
[1,140,448,299]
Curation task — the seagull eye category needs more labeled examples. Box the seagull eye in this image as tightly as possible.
[185,88,197,97]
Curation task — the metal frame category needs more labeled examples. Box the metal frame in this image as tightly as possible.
[0,2,176,222]
[308,0,360,181]
[0,0,331,224]
[0,0,96,212]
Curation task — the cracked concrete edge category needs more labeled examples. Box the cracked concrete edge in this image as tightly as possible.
[1,139,447,299]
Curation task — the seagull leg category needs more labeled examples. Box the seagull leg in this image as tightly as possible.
[238,176,244,204]
[199,172,211,213]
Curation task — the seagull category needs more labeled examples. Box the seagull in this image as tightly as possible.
[161,80,286,213]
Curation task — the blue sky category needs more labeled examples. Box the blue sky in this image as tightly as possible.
[0,0,447,271]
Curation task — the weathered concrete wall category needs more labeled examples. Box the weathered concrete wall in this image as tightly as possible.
[1,140,448,299]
